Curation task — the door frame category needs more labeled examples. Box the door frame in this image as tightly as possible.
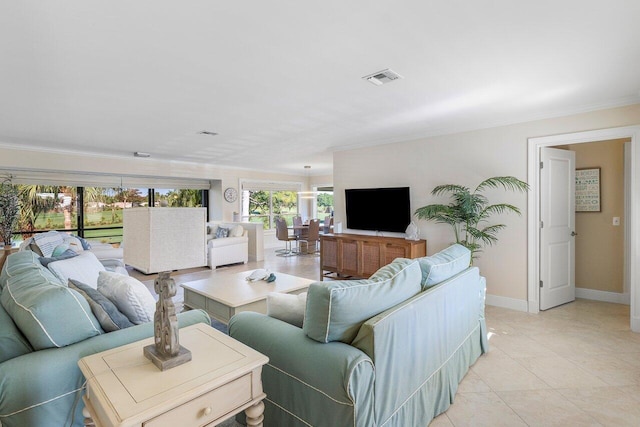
[527,125,640,332]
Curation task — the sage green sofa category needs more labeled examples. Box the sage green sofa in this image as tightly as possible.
[230,244,488,427]
[0,251,210,427]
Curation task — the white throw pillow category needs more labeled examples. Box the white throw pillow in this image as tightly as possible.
[47,251,106,289]
[230,225,245,237]
[97,271,156,325]
[63,235,85,253]
[266,292,307,328]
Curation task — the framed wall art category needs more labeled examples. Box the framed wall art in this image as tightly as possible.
[575,167,601,212]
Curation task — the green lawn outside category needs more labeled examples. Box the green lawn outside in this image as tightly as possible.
[25,210,124,244]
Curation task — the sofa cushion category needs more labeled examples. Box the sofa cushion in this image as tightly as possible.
[0,301,32,363]
[415,244,471,289]
[97,271,156,325]
[69,279,134,332]
[1,251,62,292]
[0,261,103,349]
[63,234,86,253]
[32,230,66,257]
[303,258,422,344]
[267,292,307,328]
[215,226,230,239]
[206,224,219,240]
[47,251,106,289]
[38,248,78,267]
[230,224,244,237]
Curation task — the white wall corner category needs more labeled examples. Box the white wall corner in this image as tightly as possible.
[485,294,528,312]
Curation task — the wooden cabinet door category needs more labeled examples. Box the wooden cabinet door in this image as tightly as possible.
[360,241,382,277]
[339,239,359,277]
[322,238,338,270]
[383,242,410,266]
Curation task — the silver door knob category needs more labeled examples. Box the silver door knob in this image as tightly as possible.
[571,231,578,236]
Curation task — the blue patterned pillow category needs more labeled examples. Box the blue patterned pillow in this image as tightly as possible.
[215,227,230,239]
[68,279,134,332]
[39,249,78,267]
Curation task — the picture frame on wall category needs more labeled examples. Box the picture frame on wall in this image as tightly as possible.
[575,167,601,212]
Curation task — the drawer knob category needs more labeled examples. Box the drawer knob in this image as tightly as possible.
[203,407,212,416]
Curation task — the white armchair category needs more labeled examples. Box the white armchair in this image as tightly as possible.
[206,223,249,268]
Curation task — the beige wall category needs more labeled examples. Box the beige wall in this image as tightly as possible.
[334,103,640,305]
[568,139,628,293]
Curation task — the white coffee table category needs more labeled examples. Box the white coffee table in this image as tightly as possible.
[181,269,314,324]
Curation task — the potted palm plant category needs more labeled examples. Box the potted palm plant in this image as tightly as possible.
[0,177,19,247]
[415,176,529,261]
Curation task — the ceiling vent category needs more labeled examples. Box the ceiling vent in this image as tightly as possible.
[362,69,404,86]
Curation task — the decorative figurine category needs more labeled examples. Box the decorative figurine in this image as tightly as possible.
[143,272,192,370]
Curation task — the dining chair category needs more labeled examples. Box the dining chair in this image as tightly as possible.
[275,217,298,256]
[322,217,334,234]
[292,216,303,239]
[298,219,320,254]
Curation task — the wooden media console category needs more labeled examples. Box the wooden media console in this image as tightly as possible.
[320,233,427,280]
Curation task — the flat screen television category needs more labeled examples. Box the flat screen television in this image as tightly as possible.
[345,187,411,233]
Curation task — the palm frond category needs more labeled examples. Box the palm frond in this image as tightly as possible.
[479,203,522,219]
[466,227,500,245]
[431,184,469,197]
[415,204,460,225]
[475,176,529,193]
[416,175,528,261]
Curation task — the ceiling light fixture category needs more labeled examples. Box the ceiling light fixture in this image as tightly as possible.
[298,165,318,199]
[134,151,151,158]
[362,69,404,86]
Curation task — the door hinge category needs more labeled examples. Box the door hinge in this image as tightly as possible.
[540,161,544,169]
[540,221,544,229]
[539,280,543,288]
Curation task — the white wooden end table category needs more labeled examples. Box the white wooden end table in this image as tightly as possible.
[78,323,268,427]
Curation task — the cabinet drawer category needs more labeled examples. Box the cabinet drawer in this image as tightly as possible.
[144,374,252,426]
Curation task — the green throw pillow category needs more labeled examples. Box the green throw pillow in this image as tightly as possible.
[414,244,471,289]
[0,260,103,349]
[303,259,422,343]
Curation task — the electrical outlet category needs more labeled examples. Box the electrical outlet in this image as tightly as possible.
[613,217,621,226]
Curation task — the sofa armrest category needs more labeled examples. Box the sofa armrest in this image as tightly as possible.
[0,309,210,427]
[229,312,375,427]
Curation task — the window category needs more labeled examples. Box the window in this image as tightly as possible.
[16,186,78,235]
[154,189,205,207]
[12,184,208,244]
[241,181,301,230]
[315,187,334,223]
[82,187,148,243]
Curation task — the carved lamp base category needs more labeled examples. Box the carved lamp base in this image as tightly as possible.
[143,344,192,371]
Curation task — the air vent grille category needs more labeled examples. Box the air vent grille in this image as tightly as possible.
[362,69,404,86]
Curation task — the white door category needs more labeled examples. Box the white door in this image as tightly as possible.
[540,147,576,310]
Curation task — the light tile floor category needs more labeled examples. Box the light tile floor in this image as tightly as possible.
[435,300,640,427]
[130,251,640,427]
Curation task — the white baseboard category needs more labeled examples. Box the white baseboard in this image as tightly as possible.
[485,294,528,312]
[575,287,630,305]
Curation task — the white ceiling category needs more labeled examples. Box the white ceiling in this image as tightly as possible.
[1,1,639,176]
